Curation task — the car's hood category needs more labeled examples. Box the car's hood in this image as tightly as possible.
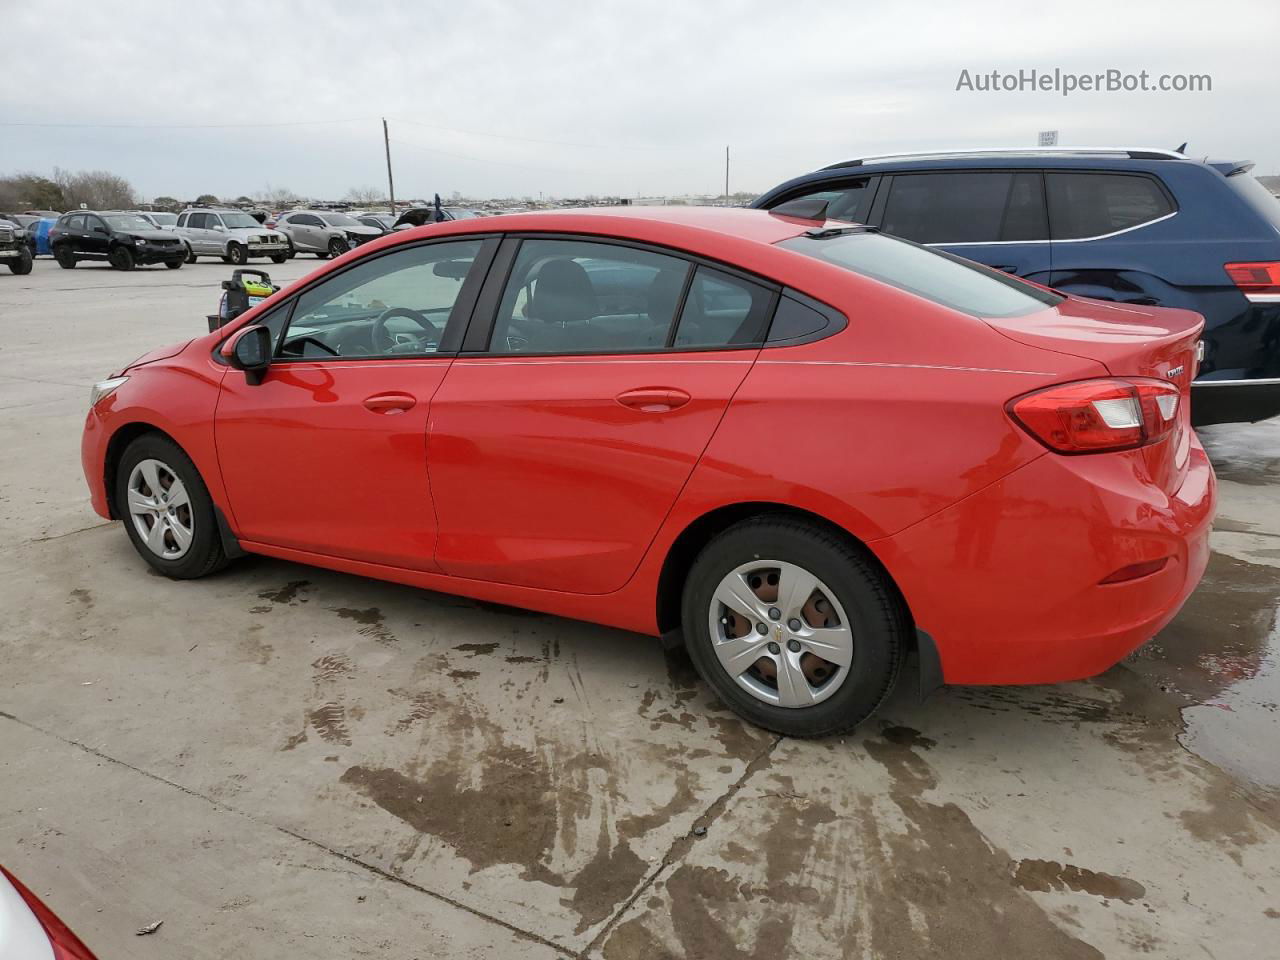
[344,225,382,236]
[130,229,181,242]
[118,339,193,375]
[227,228,279,241]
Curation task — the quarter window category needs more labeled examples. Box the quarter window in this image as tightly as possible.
[489,239,691,354]
[1046,173,1173,240]
[277,239,484,359]
[672,266,773,348]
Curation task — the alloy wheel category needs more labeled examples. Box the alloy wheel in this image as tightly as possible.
[126,458,194,560]
[708,560,854,708]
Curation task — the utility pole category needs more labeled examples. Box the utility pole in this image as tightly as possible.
[724,146,730,205]
[382,118,396,216]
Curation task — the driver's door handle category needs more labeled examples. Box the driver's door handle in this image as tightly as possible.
[616,387,691,413]
[363,392,417,414]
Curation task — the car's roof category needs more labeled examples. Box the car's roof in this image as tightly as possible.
[447,206,812,246]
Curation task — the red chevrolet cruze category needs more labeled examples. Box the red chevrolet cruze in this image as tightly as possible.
[81,208,1214,736]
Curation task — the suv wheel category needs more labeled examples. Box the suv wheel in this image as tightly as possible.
[109,246,135,271]
[54,245,77,269]
[8,248,33,275]
[270,252,288,264]
[227,242,248,266]
[185,244,197,264]
[165,259,183,270]
[327,237,348,259]
[681,516,907,737]
[116,434,229,579]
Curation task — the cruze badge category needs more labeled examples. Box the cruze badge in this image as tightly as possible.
[1167,365,1184,379]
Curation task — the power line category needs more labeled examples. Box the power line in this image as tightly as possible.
[0,118,369,129]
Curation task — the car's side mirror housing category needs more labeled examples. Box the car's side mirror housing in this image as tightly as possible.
[220,325,272,385]
[213,224,226,232]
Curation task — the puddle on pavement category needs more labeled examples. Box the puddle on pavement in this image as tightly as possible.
[1199,420,1280,487]
[1128,551,1280,813]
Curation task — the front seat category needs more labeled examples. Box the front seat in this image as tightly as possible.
[525,259,598,350]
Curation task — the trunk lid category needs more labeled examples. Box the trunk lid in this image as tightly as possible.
[987,295,1205,495]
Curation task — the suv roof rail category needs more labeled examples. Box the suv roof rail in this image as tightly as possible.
[821,147,1190,170]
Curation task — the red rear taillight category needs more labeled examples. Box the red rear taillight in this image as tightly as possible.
[1008,378,1180,454]
[1224,261,1280,302]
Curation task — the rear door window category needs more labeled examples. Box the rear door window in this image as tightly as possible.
[1045,173,1174,239]
[881,172,1024,244]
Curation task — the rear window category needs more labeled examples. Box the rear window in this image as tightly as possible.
[1225,173,1280,233]
[778,231,1063,318]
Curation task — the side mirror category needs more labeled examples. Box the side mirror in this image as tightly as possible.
[213,224,227,232]
[220,325,272,385]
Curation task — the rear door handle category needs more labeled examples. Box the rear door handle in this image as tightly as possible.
[363,392,417,414]
[616,387,691,413]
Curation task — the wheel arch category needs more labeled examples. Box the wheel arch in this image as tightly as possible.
[654,501,914,637]
[102,421,182,519]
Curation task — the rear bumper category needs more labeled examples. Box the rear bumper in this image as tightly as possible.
[871,439,1216,685]
[1191,378,1280,425]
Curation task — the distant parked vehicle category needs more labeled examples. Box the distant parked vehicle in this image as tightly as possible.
[0,217,34,274]
[753,146,1280,425]
[176,208,290,264]
[393,206,482,229]
[133,211,179,230]
[49,210,186,270]
[355,212,397,234]
[273,210,381,258]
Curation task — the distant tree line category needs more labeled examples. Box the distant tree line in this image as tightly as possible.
[0,168,138,212]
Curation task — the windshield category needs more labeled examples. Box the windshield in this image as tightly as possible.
[322,213,360,227]
[219,212,260,229]
[444,208,479,219]
[778,230,1063,318]
[105,214,156,232]
[148,212,178,226]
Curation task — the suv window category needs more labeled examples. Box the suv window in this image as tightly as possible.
[780,176,878,223]
[176,213,188,227]
[882,172,1048,244]
[777,231,1063,318]
[187,213,208,229]
[1046,173,1173,240]
[278,239,484,359]
[489,239,691,354]
[86,215,106,233]
[672,266,773,348]
[65,214,85,231]
[293,214,323,227]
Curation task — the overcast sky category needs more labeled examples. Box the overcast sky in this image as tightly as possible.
[3,0,1278,202]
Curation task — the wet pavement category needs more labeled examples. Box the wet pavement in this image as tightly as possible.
[1,264,1277,958]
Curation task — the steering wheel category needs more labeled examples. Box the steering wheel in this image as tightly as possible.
[371,307,441,354]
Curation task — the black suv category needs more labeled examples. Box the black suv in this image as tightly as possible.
[49,211,186,270]
[754,148,1280,425]
[0,217,33,275]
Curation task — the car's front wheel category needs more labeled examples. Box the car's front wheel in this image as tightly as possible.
[681,517,906,737]
[165,259,183,269]
[8,248,33,275]
[109,246,135,271]
[327,237,348,259]
[270,253,287,264]
[185,244,197,264]
[116,434,229,579]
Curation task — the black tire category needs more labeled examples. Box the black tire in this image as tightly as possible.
[227,242,248,266]
[315,250,330,260]
[327,237,347,259]
[115,433,229,579]
[185,244,197,264]
[681,516,907,738]
[109,245,135,271]
[8,249,33,275]
[54,245,77,269]
[165,259,183,269]
[270,253,287,264]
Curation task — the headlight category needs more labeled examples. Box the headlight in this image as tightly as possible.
[134,237,146,245]
[89,376,129,408]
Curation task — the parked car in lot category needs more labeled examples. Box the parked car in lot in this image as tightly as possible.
[754,147,1280,426]
[81,207,1214,736]
[393,206,482,229]
[0,217,34,274]
[1,864,100,959]
[354,212,397,234]
[175,208,290,264]
[49,211,186,270]
[273,210,382,259]
[133,210,179,231]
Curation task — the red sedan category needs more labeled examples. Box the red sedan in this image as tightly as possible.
[80,208,1214,736]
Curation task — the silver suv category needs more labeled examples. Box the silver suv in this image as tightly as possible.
[274,210,382,259]
[176,208,290,265]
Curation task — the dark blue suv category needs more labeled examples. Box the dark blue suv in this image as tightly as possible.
[753,148,1280,425]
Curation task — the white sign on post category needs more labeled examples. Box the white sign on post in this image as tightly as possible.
[1038,130,1059,147]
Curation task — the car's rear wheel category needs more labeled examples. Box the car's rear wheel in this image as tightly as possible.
[109,246,135,271]
[116,434,228,579]
[681,517,906,737]
[54,246,76,269]
[227,242,248,265]
[8,249,33,275]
